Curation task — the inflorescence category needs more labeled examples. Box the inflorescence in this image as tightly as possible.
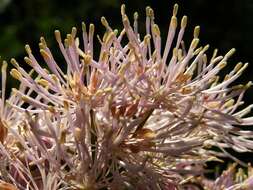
[0,3,253,190]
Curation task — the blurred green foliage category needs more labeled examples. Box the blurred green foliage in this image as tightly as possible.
[0,0,10,12]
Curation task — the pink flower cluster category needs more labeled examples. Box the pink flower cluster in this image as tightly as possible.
[0,3,253,190]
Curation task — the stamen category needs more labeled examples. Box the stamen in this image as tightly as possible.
[173,3,179,16]
[193,26,200,38]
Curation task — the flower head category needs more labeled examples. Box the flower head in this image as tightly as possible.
[1,3,253,190]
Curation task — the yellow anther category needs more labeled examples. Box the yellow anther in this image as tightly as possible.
[38,79,49,87]
[121,4,126,15]
[224,74,230,81]
[173,48,178,57]
[12,88,17,94]
[178,49,183,61]
[232,84,244,90]
[24,57,33,66]
[146,6,151,17]
[218,61,227,69]
[144,34,151,44]
[54,30,61,43]
[82,22,86,32]
[194,47,203,55]
[145,6,154,18]
[225,48,236,59]
[10,69,22,80]
[134,12,138,20]
[40,49,50,60]
[224,99,235,108]
[1,60,7,72]
[25,44,32,54]
[238,63,248,74]
[82,22,87,35]
[234,62,243,72]
[246,81,253,88]
[101,16,109,27]
[89,23,95,36]
[149,8,154,18]
[194,26,200,38]
[173,4,179,16]
[211,49,218,60]
[170,16,177,29]
[103,87,112,92]
[10,58,19,68]
[190,38,199,50]
[135,128,156,139]
[207,101,220,109]
[51,74,58,82]
[21,95,29,102]
[203,44,210,52]
[95,89,103,96]
[181,16,187,28]
[152,24,160,36]
[113,29,118,36]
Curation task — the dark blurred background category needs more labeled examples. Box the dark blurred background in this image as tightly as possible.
[0,0,253,73]
[0,0,253,175]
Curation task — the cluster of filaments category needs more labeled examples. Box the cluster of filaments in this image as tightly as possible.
[0,4,253,190]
